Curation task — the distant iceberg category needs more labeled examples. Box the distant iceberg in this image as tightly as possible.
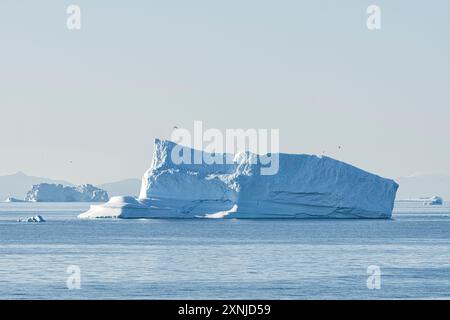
[79,139,398,219]
[25,183,109,202]
[397,196,444,206]
[424,196,444,205]
[4,197,25,203]
[18,215,46,223]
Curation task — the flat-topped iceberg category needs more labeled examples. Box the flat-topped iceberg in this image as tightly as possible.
[79,139,398,219]
[26,183,109,202]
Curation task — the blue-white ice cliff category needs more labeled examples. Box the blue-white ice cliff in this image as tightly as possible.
[79,139,398,219]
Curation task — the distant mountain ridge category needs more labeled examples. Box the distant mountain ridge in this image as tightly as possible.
[0,172,140,201]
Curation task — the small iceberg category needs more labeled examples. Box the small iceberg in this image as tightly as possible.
[397,196,444,206]
[18,215,46,223]
[4,197,25,203]
[423,196,444,206]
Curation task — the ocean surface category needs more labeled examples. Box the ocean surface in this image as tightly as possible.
[1,202,450,300]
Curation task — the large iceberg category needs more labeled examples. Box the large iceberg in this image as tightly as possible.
[79,139,398,219]
[25,183,109,202]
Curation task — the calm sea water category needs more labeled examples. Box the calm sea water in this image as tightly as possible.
[1,202,450,300]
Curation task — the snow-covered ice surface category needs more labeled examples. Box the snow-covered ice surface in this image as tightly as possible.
[26,183,109,202]
[80,139,398,219]
[1,202,450,299]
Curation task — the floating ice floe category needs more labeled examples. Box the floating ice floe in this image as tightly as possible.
[79,139,399,219]
[18,215,46,223]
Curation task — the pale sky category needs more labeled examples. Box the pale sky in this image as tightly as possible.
[1,0,449,184]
